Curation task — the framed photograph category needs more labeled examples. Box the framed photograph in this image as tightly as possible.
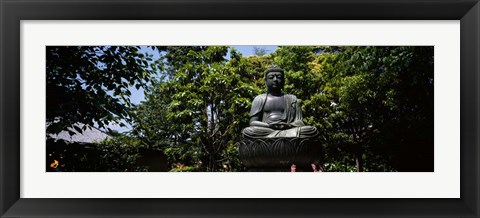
[1,0,479,217]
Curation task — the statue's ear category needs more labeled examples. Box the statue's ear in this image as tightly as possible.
[291,99,297,107]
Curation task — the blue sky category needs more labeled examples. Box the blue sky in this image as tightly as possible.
[111,45,277,132]
[232,45,277,57]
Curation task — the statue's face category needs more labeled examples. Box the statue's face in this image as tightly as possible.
[265,71,284,93]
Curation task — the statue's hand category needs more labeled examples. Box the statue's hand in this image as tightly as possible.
[250,121,270,128]
[269,122,292,130]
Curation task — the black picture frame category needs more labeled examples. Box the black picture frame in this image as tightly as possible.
[1,0,478,217]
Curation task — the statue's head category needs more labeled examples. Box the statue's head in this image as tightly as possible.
[265,65,285,94]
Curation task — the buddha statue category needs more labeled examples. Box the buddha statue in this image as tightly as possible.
[242,66,318,139]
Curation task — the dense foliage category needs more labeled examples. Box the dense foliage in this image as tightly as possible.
[46,46,157,135]
[46,46,433,172]
[46,137,149,172]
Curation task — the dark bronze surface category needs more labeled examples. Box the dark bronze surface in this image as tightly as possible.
[239,66,321,170]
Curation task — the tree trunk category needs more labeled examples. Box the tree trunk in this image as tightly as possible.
[208,154,217,172]
[356,149,363,172]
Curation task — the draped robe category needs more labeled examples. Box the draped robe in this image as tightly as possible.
[242,93,318,138]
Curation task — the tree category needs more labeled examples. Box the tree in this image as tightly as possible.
[134,46,262,171]
[329,46,434,171]
[46,46,157,136]
[253,46,268,56]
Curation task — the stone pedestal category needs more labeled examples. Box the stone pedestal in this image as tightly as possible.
[237,137,322,171]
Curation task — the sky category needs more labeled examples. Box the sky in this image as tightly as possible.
[232,45,277,57]
[109,45,278,132]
